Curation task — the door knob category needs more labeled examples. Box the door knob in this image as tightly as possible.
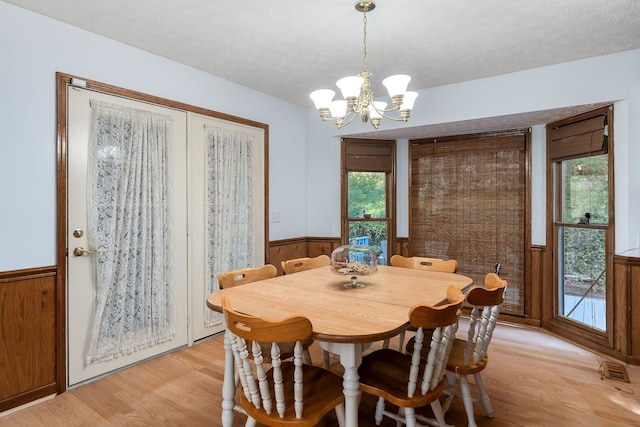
[73,247,96,256]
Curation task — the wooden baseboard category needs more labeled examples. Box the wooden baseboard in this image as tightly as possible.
[0,384,57,413]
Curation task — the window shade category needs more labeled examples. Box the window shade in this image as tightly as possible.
[345,143,393,172]
[409,132,527,317]
[548,113,608,162]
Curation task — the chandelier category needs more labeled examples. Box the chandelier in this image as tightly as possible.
[309,0,418,130]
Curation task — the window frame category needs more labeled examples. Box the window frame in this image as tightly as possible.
[545,105,615,348]
[340,139,396,259]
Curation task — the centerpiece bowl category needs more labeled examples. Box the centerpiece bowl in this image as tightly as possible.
[330,244,378,288]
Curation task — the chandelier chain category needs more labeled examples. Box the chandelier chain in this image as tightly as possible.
[362,9,368,73]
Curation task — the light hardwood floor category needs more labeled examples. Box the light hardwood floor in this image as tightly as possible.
[2,321,639,426]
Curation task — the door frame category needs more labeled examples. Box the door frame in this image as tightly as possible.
[55,72,270,392]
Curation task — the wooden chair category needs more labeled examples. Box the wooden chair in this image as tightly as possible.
[217,264,313,365]
[390,254,458,273]
[386,255,459,351]
[221,296,345,427]
[217,264,278,289]
[280,254,332,367]
[357,285,465,427]
[281,254,330,275]
[441,273,507,427]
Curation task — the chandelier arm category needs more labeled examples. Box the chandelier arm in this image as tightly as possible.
[338,110,360,128]
[370,103,401,114]
[320,110,358,128]
[377,113,408,122]
[369,100,411,123]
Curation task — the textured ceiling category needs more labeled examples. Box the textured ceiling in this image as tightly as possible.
[4,0,640,137]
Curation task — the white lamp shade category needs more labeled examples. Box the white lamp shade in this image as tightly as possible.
[382,74,411,97]
[368,101,387,119]
[329,100,348,118]
[309,89,336,109]
[336,76,364,98]
[400,91,419,110]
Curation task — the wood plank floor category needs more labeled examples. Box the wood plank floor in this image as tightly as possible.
[2,321,640,426]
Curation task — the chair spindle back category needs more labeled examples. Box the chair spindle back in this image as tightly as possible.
[463,273,507,366]
[407,286,465,397]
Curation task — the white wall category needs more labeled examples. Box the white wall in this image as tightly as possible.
[306,49,640,253]
[530,125,547,245]
[2,1,639,272]
[0,2,308,271]
[396,139,409,238]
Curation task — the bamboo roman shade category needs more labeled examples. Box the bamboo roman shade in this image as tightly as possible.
[548,112,608,162]
[409,131,528,316]
[345,142,393,172]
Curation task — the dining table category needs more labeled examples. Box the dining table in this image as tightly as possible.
[207,264,473,427]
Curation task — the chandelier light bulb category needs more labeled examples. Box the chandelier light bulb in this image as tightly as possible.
[369,101,387,128]
[400,91,419,111]
[329,100,348,118]
[309,89,336,110]
[382,74,411,97]
[368,101,387,119]
[336,76,365,99]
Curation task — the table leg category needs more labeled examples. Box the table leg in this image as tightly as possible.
[221,329,235,427]
[319,342,364,427]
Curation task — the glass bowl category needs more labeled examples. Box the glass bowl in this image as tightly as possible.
[330,244,378,288]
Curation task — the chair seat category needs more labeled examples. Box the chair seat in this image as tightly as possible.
[359,348,446,409]
[239,361,344,426]
[446,338,488,375]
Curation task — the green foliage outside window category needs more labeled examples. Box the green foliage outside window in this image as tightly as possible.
[562,227,606,293]
[561,154,608,294]
[347,172,388,261]
[347,172,386,218]
[562,155,608,224]
[349,221,387,247]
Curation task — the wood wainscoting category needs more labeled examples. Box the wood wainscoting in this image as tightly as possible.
[394,237,410,258]
[268,237,411,276]
[0,267,58,412]
[613,254,640,365]
[268,239,546,332]
[268,237,341,275]
[529,245,545,323]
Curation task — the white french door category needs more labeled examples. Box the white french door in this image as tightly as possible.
[67,87,189,386]
[188,113,265,341]
[66,86,266,386]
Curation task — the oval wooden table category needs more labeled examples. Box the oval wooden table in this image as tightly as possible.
[207,264,473,427]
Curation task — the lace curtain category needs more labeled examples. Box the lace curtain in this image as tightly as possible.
[204,125,255,327]
[86,100,176,365]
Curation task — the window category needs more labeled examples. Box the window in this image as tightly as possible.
[548,107,612,334]
[341,139,396,265]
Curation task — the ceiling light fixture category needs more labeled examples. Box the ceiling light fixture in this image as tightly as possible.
[309,0,418,130]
